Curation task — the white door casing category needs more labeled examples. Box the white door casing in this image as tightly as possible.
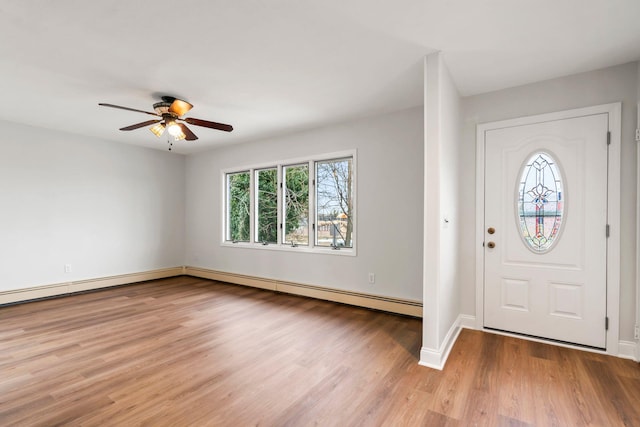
[475,103,621,354]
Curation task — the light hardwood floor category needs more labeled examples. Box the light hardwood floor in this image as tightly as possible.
[1,276,639,426]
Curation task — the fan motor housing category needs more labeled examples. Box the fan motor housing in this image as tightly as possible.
[153,102,173,115]
[153,96,180,114]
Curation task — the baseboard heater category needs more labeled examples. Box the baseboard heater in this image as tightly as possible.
[184,267,423,317]
[0,266,423,318]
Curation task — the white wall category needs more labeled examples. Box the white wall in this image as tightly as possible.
[0,121,185,291]
[460,61,639,341]
[637,63,640,350]
[422,52,462,364]
[184,107,424,301]
[438,57,462,344]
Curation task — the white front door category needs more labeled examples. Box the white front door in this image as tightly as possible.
[483,113,609,349]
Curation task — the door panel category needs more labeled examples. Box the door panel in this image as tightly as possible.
[483,113,608,348]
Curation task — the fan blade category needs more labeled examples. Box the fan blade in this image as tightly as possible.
[184,117,233,132]
[179,123,198,141]
[169,99,193,116]
[119,119,162,131]
[99,103,160,117]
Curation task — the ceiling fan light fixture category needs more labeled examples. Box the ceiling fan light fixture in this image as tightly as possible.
[99,98,233,148]
[166,121,186,140]
[173,131,187,141]
[166,121,182,137]
[149,123,165,137]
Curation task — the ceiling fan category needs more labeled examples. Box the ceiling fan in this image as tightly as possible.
[98,96,233,145]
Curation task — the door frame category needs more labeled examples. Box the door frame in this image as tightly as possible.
[475,103,621,356]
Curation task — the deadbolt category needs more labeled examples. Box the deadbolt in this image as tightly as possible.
[487,241,496,249]
[487,227,495,234]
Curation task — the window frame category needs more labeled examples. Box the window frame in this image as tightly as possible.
[221,150,356,256]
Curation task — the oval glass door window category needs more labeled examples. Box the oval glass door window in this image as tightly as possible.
[517,152,564,252]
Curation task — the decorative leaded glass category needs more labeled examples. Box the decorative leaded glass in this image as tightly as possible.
[517,152,564,252]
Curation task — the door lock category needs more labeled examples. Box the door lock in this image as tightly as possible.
[487,227,495,234]
[487,241,496,249]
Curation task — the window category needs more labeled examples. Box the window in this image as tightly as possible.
[226,171,251,242]
[517,152,564,252]
[283,164,309,245]
[255,168,278,243]
[223,152,355,253]
[315,158,353,248]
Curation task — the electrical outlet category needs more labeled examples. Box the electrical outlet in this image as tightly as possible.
[368,273,375,284]
[64,264,72,273]
[635,324,640,340]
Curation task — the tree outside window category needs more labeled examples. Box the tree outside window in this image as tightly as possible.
[256,168,278,243]
[227,171,250,242]
[283,164,309,245]
[315,158,353,248]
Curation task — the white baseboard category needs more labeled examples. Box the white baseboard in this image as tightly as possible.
[184,266,423,317]
[618,340,639,362]
[419,314,469,370]
[0,267,184,305]
[459,314,476,329]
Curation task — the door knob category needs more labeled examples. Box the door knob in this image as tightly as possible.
[487,227,495,234]
[487,241,496,249]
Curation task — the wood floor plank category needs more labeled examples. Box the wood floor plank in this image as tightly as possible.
[582,358,640,426]
[497,337,536,424]
[1,276,639,426]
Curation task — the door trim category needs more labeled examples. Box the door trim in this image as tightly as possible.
[475,103,621,355]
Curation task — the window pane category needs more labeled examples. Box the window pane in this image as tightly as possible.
[517,152,564,252]
[256,168,278,243]
[316,158,353,248]
[226,171,250,242]
[283,164,309,245]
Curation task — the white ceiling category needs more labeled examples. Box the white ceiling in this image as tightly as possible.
[1,1,639,154]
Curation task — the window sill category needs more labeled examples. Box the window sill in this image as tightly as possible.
[221,241,356,257]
